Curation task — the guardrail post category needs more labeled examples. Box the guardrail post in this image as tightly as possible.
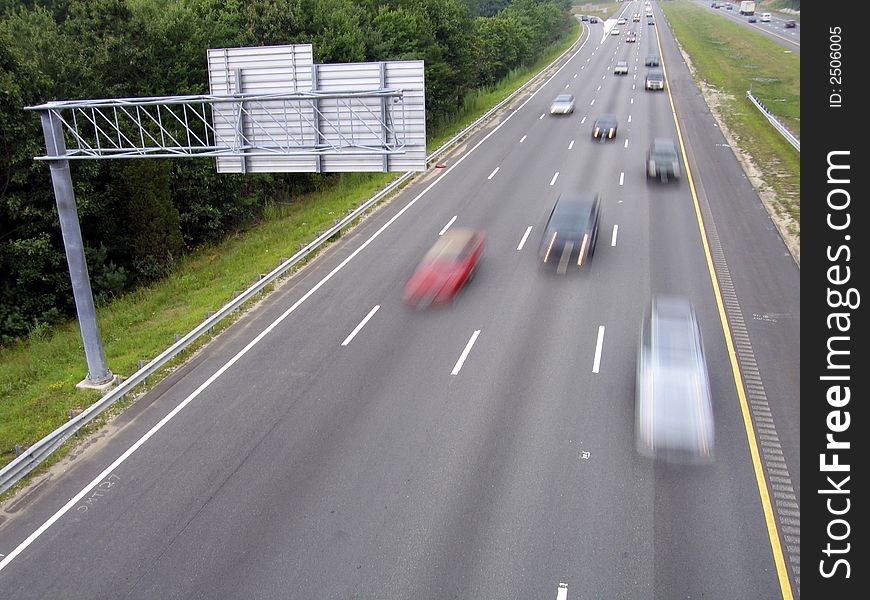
[15,444,21,457]
[206,311,214,334]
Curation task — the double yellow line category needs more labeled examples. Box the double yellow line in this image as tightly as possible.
[651,12,795,600]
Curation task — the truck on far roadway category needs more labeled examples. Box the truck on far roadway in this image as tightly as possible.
[739,1,756,15]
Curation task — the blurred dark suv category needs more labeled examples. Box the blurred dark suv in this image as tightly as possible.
[539,193,602,272]
[646,138,681,182]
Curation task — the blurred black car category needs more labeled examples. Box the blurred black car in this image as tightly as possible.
[645,54,660,67]
[784,19,796,28]
[591,114,618,140]
[539,192,602,272]
[636,295,714,464]
[646,138,681,182]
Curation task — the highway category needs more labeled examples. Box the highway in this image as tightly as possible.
[694,1,801,51]
[0,1,800,598]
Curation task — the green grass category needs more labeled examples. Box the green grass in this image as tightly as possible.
[660,0,800,241]
[0,22,583,486]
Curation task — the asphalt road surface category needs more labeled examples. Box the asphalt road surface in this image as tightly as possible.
[0,2,800,598]
[693,0,801,52]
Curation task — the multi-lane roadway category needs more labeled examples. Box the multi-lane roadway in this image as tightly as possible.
[0,1,800,598]
[695,0,801,51]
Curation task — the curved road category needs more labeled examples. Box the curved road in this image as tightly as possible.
[0,2,800,598]
[692,0,801,51]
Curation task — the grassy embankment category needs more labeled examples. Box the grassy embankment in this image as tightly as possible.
[0,21,582,489]
[660,0,800,257]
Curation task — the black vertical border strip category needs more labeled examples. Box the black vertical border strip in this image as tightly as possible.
[802,2,863,597]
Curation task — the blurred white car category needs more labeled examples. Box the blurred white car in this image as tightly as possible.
[549,94,576,115]
[636,295,714,464]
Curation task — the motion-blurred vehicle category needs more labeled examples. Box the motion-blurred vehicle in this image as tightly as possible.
[644,69,665,91]
[591,114,618,140]
[633,13,641,21]
[611,28,621,36]
[646,138,681,182]
[617,17,627,25]
[784,19,796,28]
[549,93,576,115]
[403,228,485,309]
[590,16,599,23]
[760,12,771,22]
[539,192,601,272]
[647,17,654,25]
[725,3,733,9]
[614,60,630,75]
[636,295,714,464]
[626,31,637,42]
[644,54,660,67]
[747,15,757,23]
[580,14,589,21]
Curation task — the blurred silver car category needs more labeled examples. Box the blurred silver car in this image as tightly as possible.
[636,295,714,464]
[549,93,575,115]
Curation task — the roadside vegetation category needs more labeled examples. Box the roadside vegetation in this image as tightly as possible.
[659,0,800,259]
[0,1,581,481]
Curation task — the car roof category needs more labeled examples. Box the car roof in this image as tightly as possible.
[646,69,663,78]
[554,94,573,101]
[617,60,628,65]
[595,114,617,124]
[547,193,599,235]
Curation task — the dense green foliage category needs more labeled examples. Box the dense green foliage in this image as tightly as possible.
[0,0,573,342]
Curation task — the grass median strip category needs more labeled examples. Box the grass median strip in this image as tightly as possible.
[660,0,800,259]
[0,24,582,490]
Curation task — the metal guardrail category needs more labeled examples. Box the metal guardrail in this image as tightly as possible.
[0,28,588,495]
[746,90,799,151]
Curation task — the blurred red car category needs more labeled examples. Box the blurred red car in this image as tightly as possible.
[403,228,485,308]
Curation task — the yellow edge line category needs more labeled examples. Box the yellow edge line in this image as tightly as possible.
[652,13,794,600]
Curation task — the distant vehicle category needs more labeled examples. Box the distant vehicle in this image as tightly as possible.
[550,94,576,115]
[589,16,599,23]
[747,15,757,23]
[403,229,485,309]
[784,19,796,28]
[636,295,715,464]
[710,2,719,7]
[645,54,660,67]
[725,3,733,9]
[645,69,665,91]
[646,138,681,182]
[760,12,771,22]
[539,193,602,272]
[617,17,627,25]
[592,114,618,140]
[633,13,641,21]
[738,1,755,15]
[614,60,630,75]
[626,31,637,42]
[647,17,654,25]
[580,14,589,22]
[611,28,621,36]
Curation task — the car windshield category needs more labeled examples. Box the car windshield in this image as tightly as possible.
[651,141,676,159]
[554,95,572,103]
[423,231,473,263]
[648,71,663,80]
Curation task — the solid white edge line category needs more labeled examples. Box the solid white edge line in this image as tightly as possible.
[0,23,597,575]
[341,305,380,347]
[611,224,619,246]
[550,172,560,186]
[592,325,605,374]
[517,226,533,251]
[451,330,481,375]
[487,166,500,180]
[439,215,458,235]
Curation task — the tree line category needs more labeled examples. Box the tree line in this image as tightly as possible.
[0,0,573,343]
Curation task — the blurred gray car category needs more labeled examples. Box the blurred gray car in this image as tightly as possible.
[646,138,681,182]
[549,93,576,115]
[636,295,714,464]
